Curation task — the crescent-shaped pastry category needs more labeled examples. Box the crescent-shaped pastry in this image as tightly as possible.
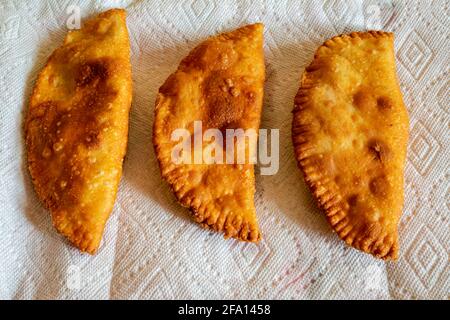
[153,24,265,242]
[25,9,132,253]
[292,31,409,259]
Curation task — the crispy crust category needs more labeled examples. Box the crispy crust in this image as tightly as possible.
[292,31,409,260]
[153,24,265,242]
[25,9,132,254]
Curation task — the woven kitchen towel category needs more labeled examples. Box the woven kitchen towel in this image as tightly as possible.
[0,0,448,299]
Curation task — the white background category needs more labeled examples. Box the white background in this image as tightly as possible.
[0,0,448,299]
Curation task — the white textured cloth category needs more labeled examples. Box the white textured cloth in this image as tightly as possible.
[0,0,448,299]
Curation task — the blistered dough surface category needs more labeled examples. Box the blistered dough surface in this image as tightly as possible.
[153,24,265,241]
[25,9,132,253]
[292,31,409,259]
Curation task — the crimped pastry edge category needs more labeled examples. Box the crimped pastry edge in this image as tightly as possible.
[292,31,399,260]
[25,8,130,254]
[152,24,263,243]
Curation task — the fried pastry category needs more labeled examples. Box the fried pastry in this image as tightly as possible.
[153,24,265,241]
[25,9,132,253]
[292,31,409,259]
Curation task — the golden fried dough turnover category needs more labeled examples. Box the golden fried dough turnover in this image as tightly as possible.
[292,31,409,259]
[25,9,132,253]
[153,24,265,242]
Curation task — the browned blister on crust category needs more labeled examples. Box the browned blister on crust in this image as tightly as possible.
[153,24,265,242]
[292,31,409,260]
[25,9,132,254]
